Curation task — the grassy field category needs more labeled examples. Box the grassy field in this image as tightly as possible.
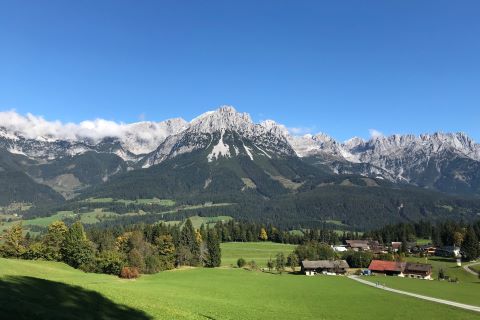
[363,256,480,306]
[83,197,176,206]
[1,258,479,320]
[221,242,297,267]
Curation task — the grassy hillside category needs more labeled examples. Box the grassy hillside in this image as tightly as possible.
[1,258,479,319]
[221,242,296,267]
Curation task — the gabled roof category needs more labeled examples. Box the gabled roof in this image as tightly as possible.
[301,260,349,269]
[345,240,370,249]
[405,262,432,273]
[368,260,405,272]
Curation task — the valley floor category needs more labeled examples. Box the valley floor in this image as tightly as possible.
[1,258,479,320]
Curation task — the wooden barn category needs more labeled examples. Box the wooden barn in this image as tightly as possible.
[301,260,350,276]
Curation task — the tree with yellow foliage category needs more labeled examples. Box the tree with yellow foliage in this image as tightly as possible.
[259,228,268,241]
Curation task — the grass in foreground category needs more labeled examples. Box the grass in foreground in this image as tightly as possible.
[0,258,479,320]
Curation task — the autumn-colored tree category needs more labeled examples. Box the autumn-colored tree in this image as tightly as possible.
[43,221,68,261]
[259,228,268,241]
[453,231,464,247]
[115,232,132,253]
[195,229,203,245]
[156,235,175,255]
[0,223,26,258]
[287,252,299,272]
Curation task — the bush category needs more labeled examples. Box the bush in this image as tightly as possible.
[237,258,246,268]
[96,250,125,275]
[145,255,166,273]
[120,266,140,279]
[246,260,258,271]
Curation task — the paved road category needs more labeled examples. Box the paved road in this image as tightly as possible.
[463,261,480,276]
[348,275,480,313]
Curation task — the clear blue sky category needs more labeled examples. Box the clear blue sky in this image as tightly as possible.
[1,0,479,141]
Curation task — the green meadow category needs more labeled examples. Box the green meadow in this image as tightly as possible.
[220,242,299,267]
[364,256,480,306]
[1,258,479,320]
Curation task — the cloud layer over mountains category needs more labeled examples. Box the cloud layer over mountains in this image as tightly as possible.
[0,110,186,142]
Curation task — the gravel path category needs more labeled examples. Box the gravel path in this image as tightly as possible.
[463,261,480,276]
[348,275,480,313]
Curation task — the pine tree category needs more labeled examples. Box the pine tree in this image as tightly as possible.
[61,221,95,269]
[206,228,221,267]
[179,219,200,266]
[461,226,479,261]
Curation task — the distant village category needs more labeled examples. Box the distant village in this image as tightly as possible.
[301,239,462,279]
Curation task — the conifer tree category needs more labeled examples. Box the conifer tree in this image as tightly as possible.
[461,226,479,261]
[206,228,221,267]
[61,221,95,269]
[179,219,200,266]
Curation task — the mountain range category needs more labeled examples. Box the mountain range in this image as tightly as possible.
[1,106,480,228]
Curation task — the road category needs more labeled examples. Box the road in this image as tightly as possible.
[348,275,480,313]
[463,261,480,276]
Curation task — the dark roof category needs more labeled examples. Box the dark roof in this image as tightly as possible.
[345,240,370,249]
[405,262,432,273]
[368,260,405,272]
[301,260,349,269]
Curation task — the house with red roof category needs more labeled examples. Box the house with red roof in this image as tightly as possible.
[368,260,433,279]
[368,260,406,276]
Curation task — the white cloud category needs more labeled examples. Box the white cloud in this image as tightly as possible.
[369,128,384,139]
[0,109,139,141]
[288,126,314,135]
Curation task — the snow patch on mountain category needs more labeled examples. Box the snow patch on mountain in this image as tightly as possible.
[207,130,231,162]
[243,142,254,160]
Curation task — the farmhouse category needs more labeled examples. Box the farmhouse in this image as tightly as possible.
[411,245,437,256]
[435,246,461,258]
[332,245,347,252]
[301,260,350,276]
[368,260,433,279]
[368,260,406,276]
[391,242,402,252]
[404,262,433,280]
[345,240,370,251]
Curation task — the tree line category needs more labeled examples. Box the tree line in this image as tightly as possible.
[0,218,221,277]
[364,220,480,261]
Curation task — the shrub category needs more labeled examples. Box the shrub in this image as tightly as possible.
[247,260,258,271]
[145,255,163,273]
[237,258,246,268]
[96,250,125,275]
[120,266,140,279]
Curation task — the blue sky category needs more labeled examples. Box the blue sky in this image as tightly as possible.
[0,1,479,141]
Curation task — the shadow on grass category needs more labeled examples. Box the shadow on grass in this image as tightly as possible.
[0,276,153,320]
